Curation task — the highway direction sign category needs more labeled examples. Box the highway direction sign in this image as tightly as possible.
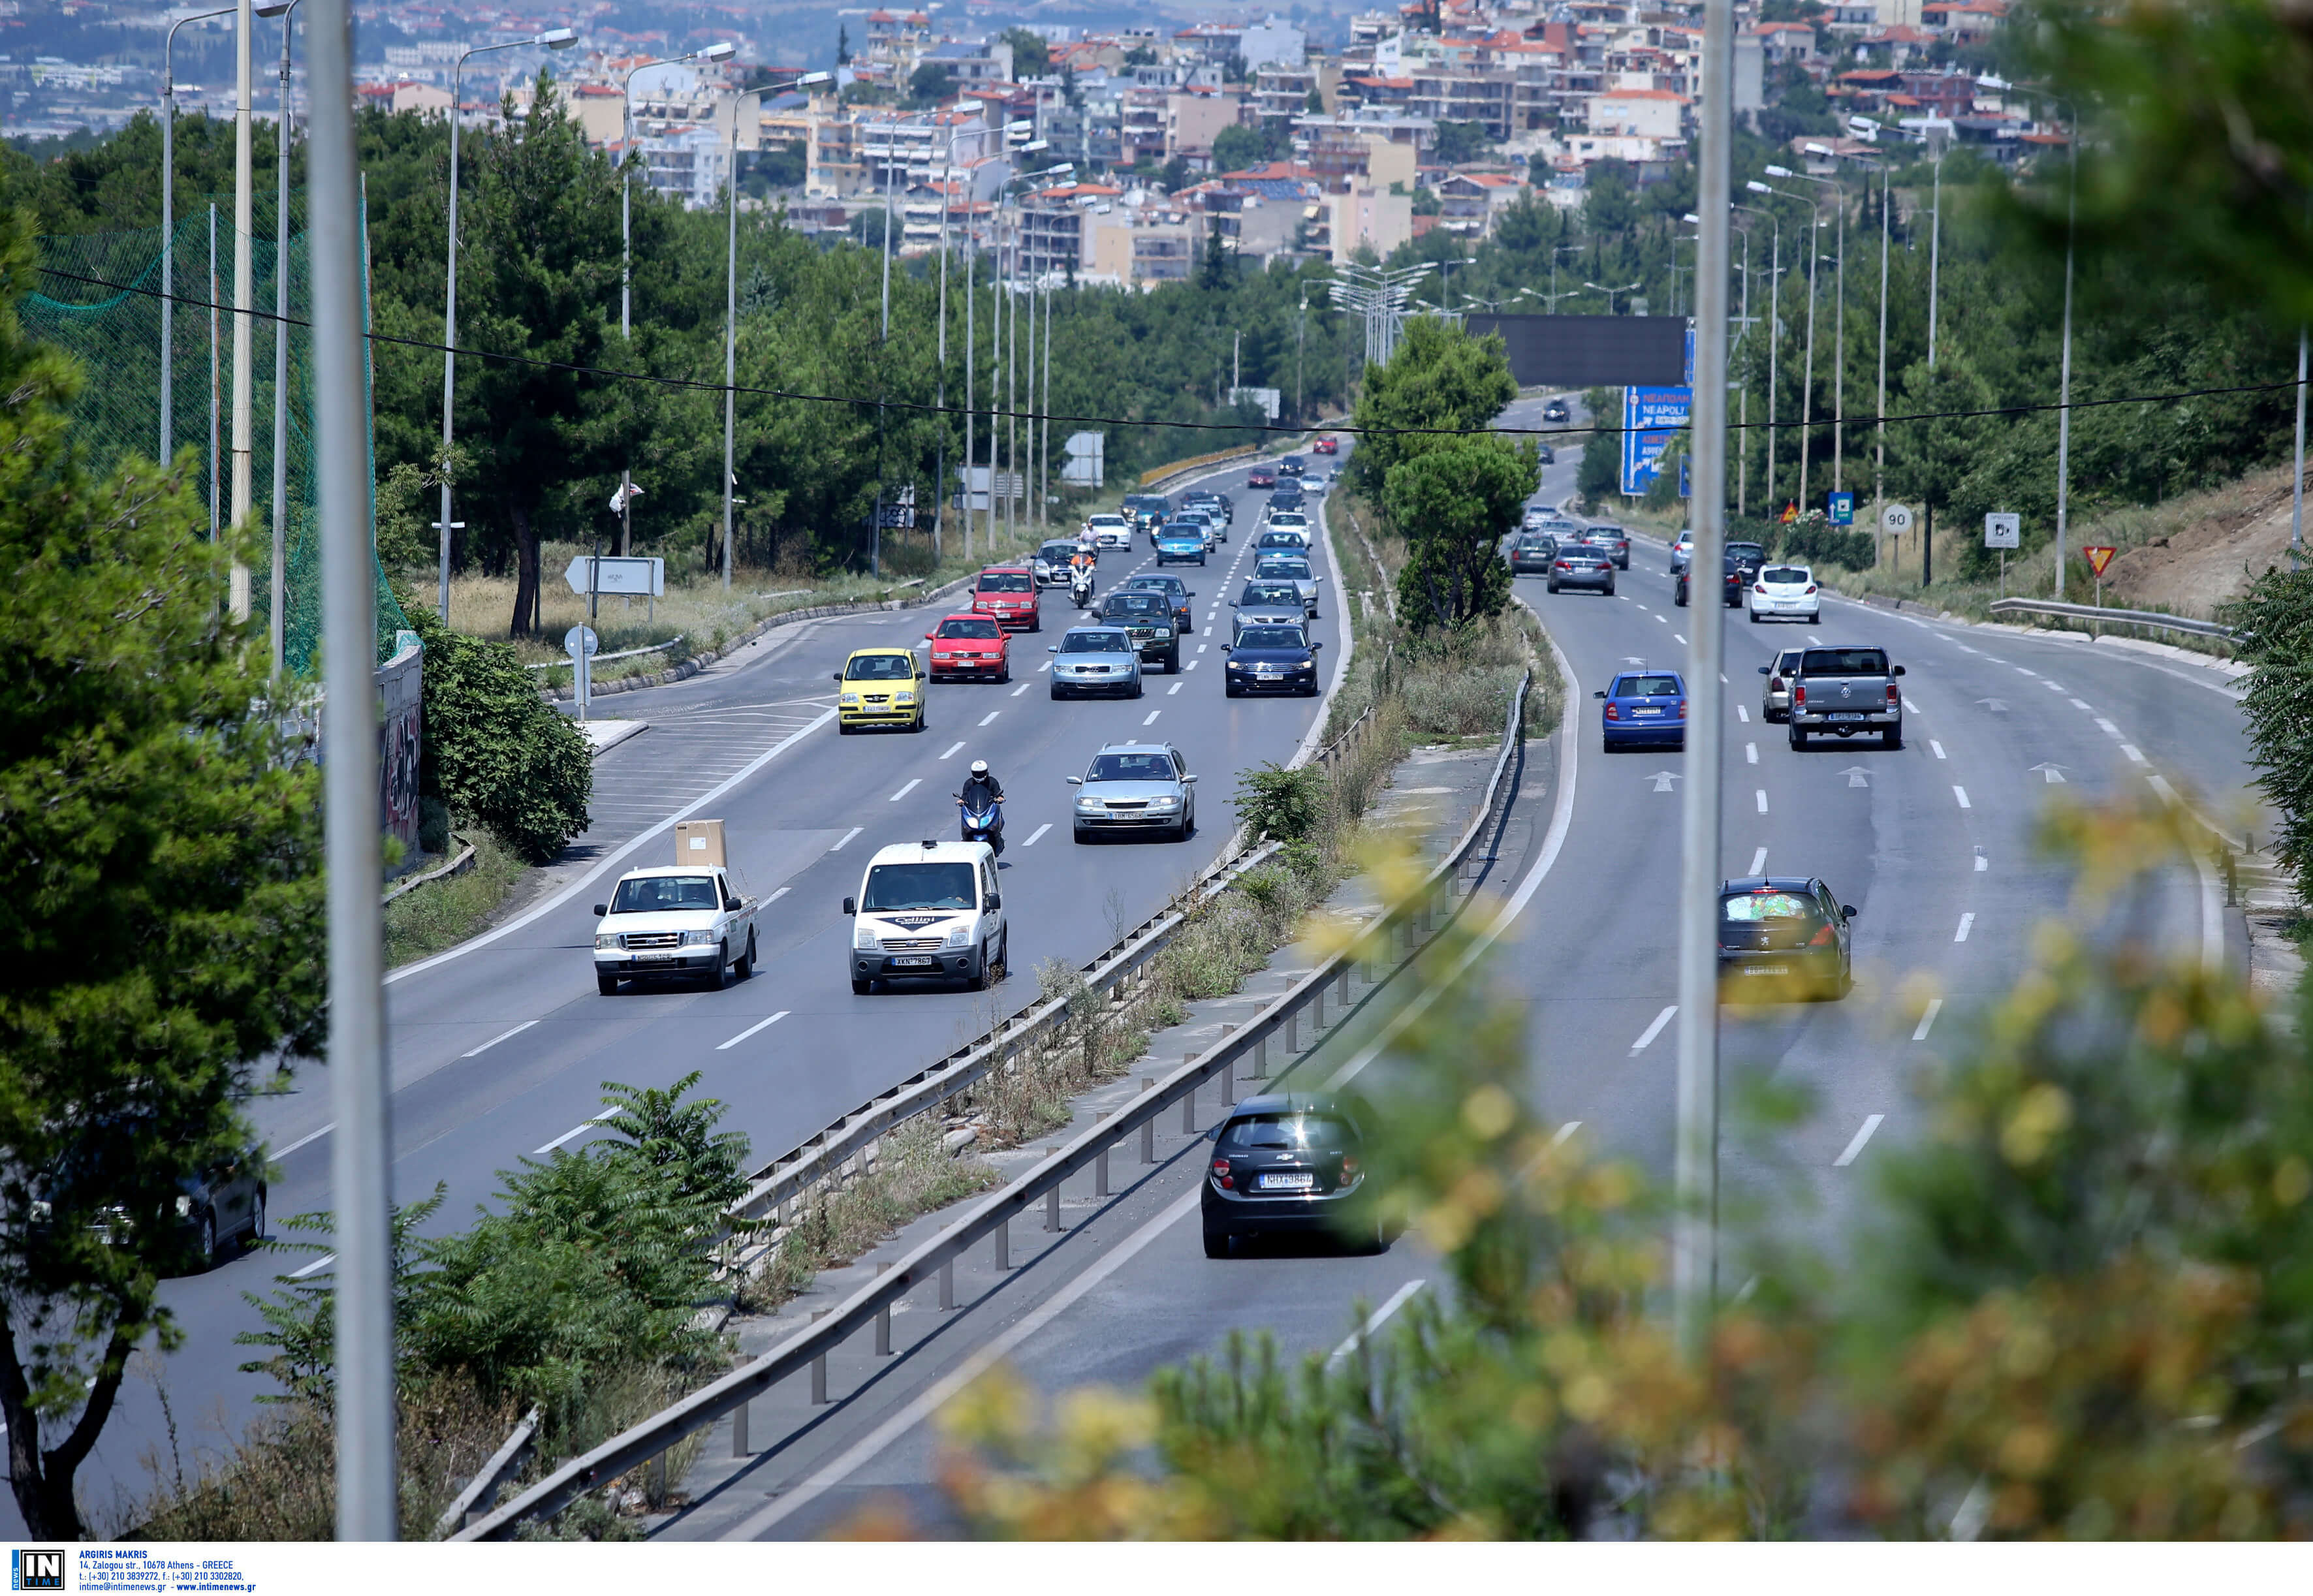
[565,555,664,597]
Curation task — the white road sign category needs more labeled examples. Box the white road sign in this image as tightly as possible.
[563,624,599,659]
[1983,512,2021,549]
[1881,503,1915,535]
[565,555,665,597]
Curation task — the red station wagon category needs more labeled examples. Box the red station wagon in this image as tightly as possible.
[970,567,1042,632]
[924,613,1011,682]
[1313,435,1339,455]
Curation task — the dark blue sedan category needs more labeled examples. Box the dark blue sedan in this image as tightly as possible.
[1596,669,1686,751]
[1223,623,1323,697]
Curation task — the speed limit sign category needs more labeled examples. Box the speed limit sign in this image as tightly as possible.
[1881,503,1915,535]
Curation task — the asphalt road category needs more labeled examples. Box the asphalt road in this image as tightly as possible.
[42,455,1351,1535]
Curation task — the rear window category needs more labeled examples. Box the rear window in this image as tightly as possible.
[1126,577,1183,594]
[977,572,1031,593]
[936,618,1001,639]
[1801,648,1889,676]
[1518,536,1552,550]
[1242,584,1298,604]
[1763,567,1809,584]
[1039,542,1077,561]
[1614,675,1682,698]
[610,875,720,913]
[1260,558,1312,578]
[1727,543,1766,560]
[1219,1112,1359,1153]
[1590,525,1625,539]
[1720,890,1826,926]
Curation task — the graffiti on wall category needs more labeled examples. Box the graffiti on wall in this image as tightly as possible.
[375,633,426,875]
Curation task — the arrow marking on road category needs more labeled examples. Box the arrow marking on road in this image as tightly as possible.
[1839,766,1870,788]
[1646,770,1680,792]
[1975,698,2009,713]
[2031,763,2068,783]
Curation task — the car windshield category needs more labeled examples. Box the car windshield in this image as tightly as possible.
[1242,585,1298,604]
[1219,1112,1358,1153]
[845,653,915,680]
[1260,559,1312,578]
[1237,627,1308,649]
[1802,648,1889,676]
[1126,578,1184,595]
[1721,890,1825,926]
[610,875,721,913]
[936,618,1001,639]
[1763,567,1809,584]
[1105,593,1164,616]
[1615,675,1681,698]
[1088,752,1176,782]
[1063,631,1129,653]
[862,861,977,912]
[1039,543,1077,562]
[977,572,1031,593]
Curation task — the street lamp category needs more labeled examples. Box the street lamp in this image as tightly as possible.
[1759,170,1831,512]
[159,6,235,473]
[439,26,576,623]
[1550,242,1582,313]
[1583,278,1642,315]
[1733,202,1780,518]
[622,41,736,339]
[1769,162,1843,501]
[254,0,299,678]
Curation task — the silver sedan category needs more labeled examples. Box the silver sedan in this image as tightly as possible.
[1069,742,1199,843]
[1046,627,1144,700]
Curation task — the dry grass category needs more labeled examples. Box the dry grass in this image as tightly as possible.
[383,827,528,969]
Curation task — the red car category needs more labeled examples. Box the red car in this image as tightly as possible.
[969,566,1042,632]
[925,613,1011,682]
[1313,435,1339,455]
[1246,465,1277,489]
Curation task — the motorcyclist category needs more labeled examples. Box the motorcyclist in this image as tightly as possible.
[959,759,1006,852]
[1068,553,1096,607]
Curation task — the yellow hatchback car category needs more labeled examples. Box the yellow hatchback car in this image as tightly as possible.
[834,646,927,734]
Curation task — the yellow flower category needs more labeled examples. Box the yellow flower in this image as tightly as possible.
[2000,1082,2073,1166]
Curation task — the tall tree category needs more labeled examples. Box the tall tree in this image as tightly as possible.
[1385,439,1535,629]
[0,202,324,1537]
[1346,317,1518,496]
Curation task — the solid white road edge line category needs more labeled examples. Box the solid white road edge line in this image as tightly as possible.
[385,706,838,985]
[1833,1114,1885,1168]
[716,1011,791,1052]
[1912,997,1943,1042]
[461,1020,539,1059]
[1325,1278,1428,1369]
[1630,1005,1676,1054]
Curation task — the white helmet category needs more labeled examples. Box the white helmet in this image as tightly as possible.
[970,760,989,777]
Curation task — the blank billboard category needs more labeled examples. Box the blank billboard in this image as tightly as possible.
[1460,314,1690,389]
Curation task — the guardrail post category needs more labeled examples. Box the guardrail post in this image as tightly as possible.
[993,1216,1009,1270]
[1181,1065,1197,1135]
[648,1451,666,1503]
[1336,969,1351,1008]
[1218,1025,1235,1106]
[1045,1184,1062,1232]
[1313,984,1325,1030]
[1095,1110,1111,1197]
[810,1309,830,1403]
[874,1262,893,1356]
[1251,1032,1269,1080]
[1287,1004,1300,1054]
[732,1398,749,1459]
[939,1255,956,1311]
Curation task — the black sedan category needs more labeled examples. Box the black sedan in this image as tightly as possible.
[1223,623,1323,697]
[1203,1093,1381,1257]
[1543,399,1571,424]
[1718,876,1855,1001]
[1546,544,1616,595]
[1676,554,1746,608]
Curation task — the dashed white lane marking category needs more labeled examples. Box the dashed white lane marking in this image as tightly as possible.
[1022,822,1052,847]
[889,778,922,802]
[1955,913,1975,943]
[1913,998,1944,1042]
[1834,1114,1885,1167]
[2044,681,2066,692]
[1675,633,1688,645]
[291,1253,336,1279]
[1749,846,1768,874]
[1186,659,1200,671]
[275,1123,334,1158]
[2095,717,2121,737]
[1655,614,1669,624]
[1037,661,1052,672]
[1957,644,1979,654]
[533,1119,603,1156]
[1011,682,1030,697]
[1142,710,1161,726]
[1930,740,1947,760]
[1755,789,1769,814]
[462,1020,537,1058]
[1325,1279,1428,1369]
[1746,742,1758,764]
[1547,1121,1583,1150]
[1953,785,1971,809]
[1974,847,1987,872]
[979,712,1000,727]
[1737,704,1750,723]
[717,1010,790,1052]
[2017,666,2038,677]
[2069,698,2090,711]
[1630,1005,1678,1054]
[938,741,966,760]
[2121,743,2147,764]
[1168,682,1184,695]
[830,826,863,851]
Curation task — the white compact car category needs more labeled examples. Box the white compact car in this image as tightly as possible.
[843,839,1007,994]
[1747,562,1821,624]
[1084,513,1133,550]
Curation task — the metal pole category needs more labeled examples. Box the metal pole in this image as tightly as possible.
[723,91,744,591]
[210,203,221,542]
[2293,325,2306,573]
[934,133,951,561]
[232,0,255,549]
[1040,275,1052,530]
[1006,215,1018,546]
[1024,245,1037,533]
[1874,161,1889,560]
[440,48,467,625]
[621,94,631,337]
[1927,147,1942,373]
[1797,198,1818,512]
[1766,222,1778,510]
[963,233,975,561]
[307,0,394,1539]
[1675,0,1733,1368]
[2053,121,2077,601]
[1832,181,1844,494]
[270,0,298,677]
[984,249,999,551]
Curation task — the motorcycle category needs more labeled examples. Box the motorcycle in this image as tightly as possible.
[1069,567,1095,608]
[954,792,1005,856]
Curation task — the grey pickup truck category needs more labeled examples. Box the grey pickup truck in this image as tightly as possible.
[1787,644,1906,751]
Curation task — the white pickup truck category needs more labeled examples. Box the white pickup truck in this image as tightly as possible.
[591,864,759,994]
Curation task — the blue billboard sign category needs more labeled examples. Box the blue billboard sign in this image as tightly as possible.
[1828,490,1855,526]
[1619,385,1691,496]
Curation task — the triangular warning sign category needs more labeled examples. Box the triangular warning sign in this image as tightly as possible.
[2083,544,2117,578]
[1780,500,1799,524]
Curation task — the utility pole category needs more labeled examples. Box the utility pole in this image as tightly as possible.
[307,0,395,1539]
[1675,0,1733,1367]
[230,0,255,621]
[963,228,976,561]
[2053,109,2077,599]
[1874,159,1889,563]
[722,90,751,591]
[934,127,952,561]
[2293,325,2306,573]
[266,0,298,677]
[1040,275,1052,532]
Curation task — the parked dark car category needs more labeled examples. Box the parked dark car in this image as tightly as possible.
[1202,1093,1382,1257]
[1718,876,1856,1002]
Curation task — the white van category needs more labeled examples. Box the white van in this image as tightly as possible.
[842,839,1008,994]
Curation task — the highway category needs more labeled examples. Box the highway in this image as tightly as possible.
[40,457,1350,1535]
[646,397,2269,1541]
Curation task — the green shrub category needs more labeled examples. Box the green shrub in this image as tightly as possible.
[1233,761,1329,845]
[404,606,592,863]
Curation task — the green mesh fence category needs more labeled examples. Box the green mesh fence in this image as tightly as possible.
[21,192,403,674]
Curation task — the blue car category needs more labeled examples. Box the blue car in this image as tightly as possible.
[1156,527,1207,566]
[1596,669,1686,751]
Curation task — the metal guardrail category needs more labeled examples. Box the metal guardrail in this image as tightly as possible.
[456,669,1530,1540]
[525,635,689,673]
[1987,597,2237,643]
[434,1405,542,1538]
[1139,444,1257,489]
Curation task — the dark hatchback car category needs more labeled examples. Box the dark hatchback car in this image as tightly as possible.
[1727,540,1768,582]
[1122,572,1196,634]
[1223,623,1322,696]
[1584,524,1632,569]
[1543,398,1571,424]
[1202,1093,1381,1257]
[1676,552,1746,608]
[1718,877,1856,1001]
[1596,669,1686,751]
[1547,543,1616,595]
[1509,532,1558,573]
[31,1134,267,1272]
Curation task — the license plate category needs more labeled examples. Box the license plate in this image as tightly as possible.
[1257,1172,1315,1191]
[1742,965,1789,977]
[1633,708,1661,717]
[637,950,677,961]
[1831,712,1865,721]
[889,955,936,968]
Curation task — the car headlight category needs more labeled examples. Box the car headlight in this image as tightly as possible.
[594,934,616,950]
[680,930,717,947]
[856,926,879,951]
[1076,796,1101,812]
[895,691,915,704]
[944,926,971,949]
[1154,627,1173,638]
[840,692,860,706]
[175,1195,193,1218]
[1150,795,1181,810]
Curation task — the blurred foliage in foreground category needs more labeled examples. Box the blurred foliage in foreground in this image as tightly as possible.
[925,801,2313,1539]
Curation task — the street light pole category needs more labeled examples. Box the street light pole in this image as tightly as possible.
[260,0,300,678]
[2053,109,2077,600]
[161,8,235,475]
[441,28,575,624]
[1767,166,1834,511]
[232,0,255,576]
[2293,325,2306,574]
[622,42,735,339]
[1736,198,1779,514]
[723,87,755,591]
[1874,158,1889,563]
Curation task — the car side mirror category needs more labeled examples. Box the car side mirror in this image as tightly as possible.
[592,904,608,918]
[1311,640,1323,649]
[1047,645,1060,652]
[1892,665,1906,676]
[1592,689,1606,699]
[1181,773,1200,785]
[842,897,857,916]
[1221,644,1233,654]
[1842,905,1857,918]
[1757,665,1770,674]
[925,633,935,640]
[986,893,1001,911]
[1066,775,1083,785]
[831,672,843,682]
